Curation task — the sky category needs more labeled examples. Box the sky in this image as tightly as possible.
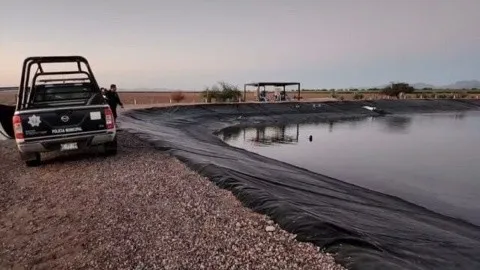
[1,0,479,90]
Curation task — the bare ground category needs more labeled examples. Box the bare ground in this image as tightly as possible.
[0,131,344,270]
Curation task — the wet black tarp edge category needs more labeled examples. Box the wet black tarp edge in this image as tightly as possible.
[120,100,480,270]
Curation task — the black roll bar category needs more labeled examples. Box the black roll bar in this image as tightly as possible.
[17,56,100,110]
[32,71,90,87]
[38,78,89,83]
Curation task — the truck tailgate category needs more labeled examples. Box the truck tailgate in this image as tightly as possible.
[17,105,110,140]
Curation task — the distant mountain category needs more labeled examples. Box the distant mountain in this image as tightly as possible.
[388,80,480,90]
[377,80,480,90]
[0,87,17,91]
[441,80,480,90]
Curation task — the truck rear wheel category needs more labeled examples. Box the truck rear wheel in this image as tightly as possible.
[25,153,41,167]
[104,137,117,156]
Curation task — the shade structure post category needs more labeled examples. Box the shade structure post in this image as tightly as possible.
[243,84,247,102]
[297,83,301,100]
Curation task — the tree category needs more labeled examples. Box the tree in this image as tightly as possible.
[170,91,185,103]
[380,82,415,98]
[201,81,242,102]
[201,85,221,103]
[217,81,242,102]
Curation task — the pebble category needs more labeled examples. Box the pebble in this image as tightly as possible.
[0,131,345,270]
[266,226,276,232]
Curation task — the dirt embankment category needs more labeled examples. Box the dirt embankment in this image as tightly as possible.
[0,131,344,270]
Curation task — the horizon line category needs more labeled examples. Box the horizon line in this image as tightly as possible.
[1,79,479,91]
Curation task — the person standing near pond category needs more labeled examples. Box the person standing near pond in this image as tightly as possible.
[105,84,124,121]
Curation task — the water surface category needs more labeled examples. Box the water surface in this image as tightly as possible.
[220,111,480,225]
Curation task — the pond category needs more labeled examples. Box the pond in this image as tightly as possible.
[220,111,480,226]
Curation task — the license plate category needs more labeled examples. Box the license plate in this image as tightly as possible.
[60,142,78,151]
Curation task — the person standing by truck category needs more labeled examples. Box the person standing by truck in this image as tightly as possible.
[105,84,124,121]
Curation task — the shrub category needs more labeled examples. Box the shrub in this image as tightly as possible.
[353,93,364,100]
[330,89,338,99]
[218,81,242,102]
[170,91,185,103]
[201,81,241,103]
[201,85,221,103]
[380,82,415,98]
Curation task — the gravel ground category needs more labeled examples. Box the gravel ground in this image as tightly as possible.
[0,131,345,270]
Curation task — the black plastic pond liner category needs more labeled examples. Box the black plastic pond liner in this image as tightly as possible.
[120,100,480,270]
[0,104,15,138]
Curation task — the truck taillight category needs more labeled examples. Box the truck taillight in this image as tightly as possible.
[104,107,115,129]
[12,115,24,139]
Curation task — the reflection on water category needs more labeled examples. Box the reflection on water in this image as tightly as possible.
[247,125,300,145]
[379,116,412,133]
[220,125,300,146]
[219,112,480,225]
[221,115,416,146]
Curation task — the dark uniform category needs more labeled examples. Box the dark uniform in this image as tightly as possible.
[105,90,123,120]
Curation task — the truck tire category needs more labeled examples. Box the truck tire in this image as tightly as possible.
[104,137,118,156]
[25,153,41,167]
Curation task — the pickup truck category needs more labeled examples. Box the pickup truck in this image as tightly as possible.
[13,56,117,166]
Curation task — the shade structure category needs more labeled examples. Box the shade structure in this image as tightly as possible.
[243,82,301,102]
